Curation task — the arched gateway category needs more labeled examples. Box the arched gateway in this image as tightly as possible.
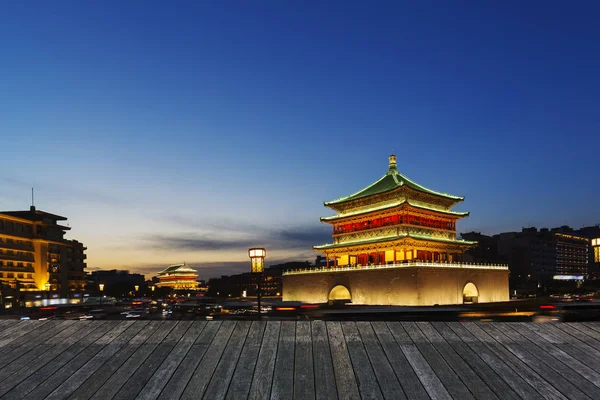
[462,282,479,304]
[328,285,351,302]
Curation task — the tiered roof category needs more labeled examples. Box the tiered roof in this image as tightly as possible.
[315,155,473,252]
[324,155,463,207]
[157,262,197,276]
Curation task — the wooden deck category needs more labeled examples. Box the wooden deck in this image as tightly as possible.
[0,320,600,399]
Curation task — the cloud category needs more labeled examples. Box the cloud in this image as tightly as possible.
[148,235,257,251]
[143,223,330,254]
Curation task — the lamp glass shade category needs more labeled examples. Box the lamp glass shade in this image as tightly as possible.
[249,247,266,273]
[99,283,104,291]
[248,248,266,258]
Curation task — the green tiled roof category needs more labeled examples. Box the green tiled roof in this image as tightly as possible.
[158,262,196,275]
[324,159,463,206]
[320,200,469,222]
[313,233,476,250]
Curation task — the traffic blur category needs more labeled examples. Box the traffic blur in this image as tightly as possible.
[7,293,600,322]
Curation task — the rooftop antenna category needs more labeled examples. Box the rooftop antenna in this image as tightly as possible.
[31,188,35,211]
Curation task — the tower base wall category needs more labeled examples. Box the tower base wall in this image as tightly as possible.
[282,266,509,306]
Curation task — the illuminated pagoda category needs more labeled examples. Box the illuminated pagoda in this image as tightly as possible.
[283,155,509,305]
[156,262,198,290]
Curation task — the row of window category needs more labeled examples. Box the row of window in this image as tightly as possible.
[334,214,456,234]
[0,272,33,279]
[0,220,34,234]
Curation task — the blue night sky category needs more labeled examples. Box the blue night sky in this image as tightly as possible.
[1,1,599,278]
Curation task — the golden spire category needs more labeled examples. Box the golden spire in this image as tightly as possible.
[388,154,397,171]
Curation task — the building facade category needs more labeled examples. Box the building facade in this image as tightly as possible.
[0,206,87,296]
[283,155,509,305]
[156,262,199,289]
[496,227,590,285]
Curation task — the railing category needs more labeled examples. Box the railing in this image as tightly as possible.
[283,261,509,275]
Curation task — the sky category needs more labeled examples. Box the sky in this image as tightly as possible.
[1,1,599,279]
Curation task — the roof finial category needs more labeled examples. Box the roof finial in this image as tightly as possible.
[388,154,397,172]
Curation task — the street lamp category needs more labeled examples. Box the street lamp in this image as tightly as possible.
[134,285,139,296]
[248,247,266,319]
[99,283,104,292]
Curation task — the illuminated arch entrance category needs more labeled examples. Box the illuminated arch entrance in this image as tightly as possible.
[329,285,352,302]
[462,282,479,304]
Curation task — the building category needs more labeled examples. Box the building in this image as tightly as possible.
[575,225,600,278]
[283,155,509,305]
[156,262,199,289]
[207,262,309,298]
[0,206,87,296]
[495,227,589,286]
[88,269,145,296]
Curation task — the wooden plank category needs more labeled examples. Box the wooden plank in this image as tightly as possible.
[570,323,600,342]
[0,320,75,373]
[356,321,405,400]
[270,321,296,400]
[445,322,544,400]
[0,321,107,397]
[507,322,600,388]
[112,321,193,400]
[402,322,474,400]
[25,320,134,400]
[156,321,223,400]
[461,322,567,400]
[293,321,315,400]
[554,323,600,352]
[88,321,178,400]
[136,321,207,400]
[429,322,520,400]
[522,323,600,371]
[495,322,600,398]
[0,320,17,333]
[387,321,451,400]
[0,320,63,357]
[477,322,590,400]
[248,321,281,400]
[310,320,338,400]
[0,320,116,400]
[0,321,79,381]
[582,322,600,334]
[416,322,498,400]
[44,320,151,400]
[173,321,236,399]
[0,320,51,350]
[201,321,252,400]
[371,322,429,400]
[226,321,266,400]
[341,321,383,399]
[70,321,165,400]
[326,321,361,400]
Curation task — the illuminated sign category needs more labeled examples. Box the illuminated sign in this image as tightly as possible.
[553,275,584,281]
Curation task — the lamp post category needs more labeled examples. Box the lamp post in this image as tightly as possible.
[134,285,139,297]
[248,248,266,319]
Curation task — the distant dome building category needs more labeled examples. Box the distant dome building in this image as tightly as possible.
[156,262,198,289]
